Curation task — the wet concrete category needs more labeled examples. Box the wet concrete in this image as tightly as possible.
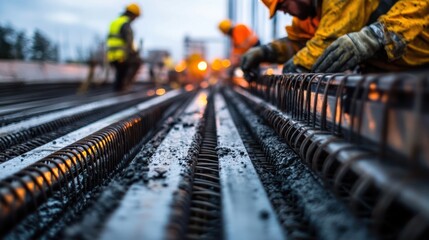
[58,112,182,240]
[225,91,317,239]
[225,88,376,240]
[215,93,285,240]
[96,91,207,240]
[1,96,187,240]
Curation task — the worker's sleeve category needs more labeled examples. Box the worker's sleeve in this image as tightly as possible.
[376,0,429,61]
[293,0,380,70]
[267,37,307,63]
[286,17,320,41]
[120,22,134,55]
[231,25,255,55]
[229,50,241,66]
[230,25,256,66]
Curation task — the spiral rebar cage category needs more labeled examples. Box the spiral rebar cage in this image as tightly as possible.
[235,72,429,239]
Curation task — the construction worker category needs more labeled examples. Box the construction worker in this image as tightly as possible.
[218,19,260,77]
[240,0,399,77]
[312,0,429,73]
[107,3,142,92]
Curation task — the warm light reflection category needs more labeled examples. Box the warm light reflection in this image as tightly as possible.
[208,77,218,85]
[1,132,124,214]
[211,58,223,71]
[366,105,376,132]
[368,83,380,101]
[185,84,195,92]
[335,101,342,124]
[147,89,156,96]
[221,59,231,68]
[175,60,187,72]
[265,68,274,75]
[197,61,207,71]
[3,148,86,208]
[200,81,209,89]
[235,78,249,88]
[326,104,332,122]
[343,113,351,128]
[197,92,208,107]
[234,68,244,78]
[156,88,166,96]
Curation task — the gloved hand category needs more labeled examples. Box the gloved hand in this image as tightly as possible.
[282,58,308,73]
[240,47,264,72]
[312,24,383,73]
[241,45,276,81]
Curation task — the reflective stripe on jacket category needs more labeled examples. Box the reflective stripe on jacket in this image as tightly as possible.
[107,15,130,62]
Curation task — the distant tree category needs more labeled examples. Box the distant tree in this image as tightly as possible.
[30,29,58,62]
[75,45,88,64]
[49,43,59,62]
[0,24,15,59]
[89,35,106,65]
[13,31,29,60]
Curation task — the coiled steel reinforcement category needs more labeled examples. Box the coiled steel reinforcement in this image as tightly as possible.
[236,72,429,239]
[0,94,184,236]
[0,98,149,163]
[187,97,222,240]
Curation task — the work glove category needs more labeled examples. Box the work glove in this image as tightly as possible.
[312,24,383,73]
[282,58,308,74]
[241,45,277,81]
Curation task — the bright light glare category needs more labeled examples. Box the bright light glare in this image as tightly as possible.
[234,68,244,78]
[197,61,207,71]
[185,84,194,92]
[156,88,166,95]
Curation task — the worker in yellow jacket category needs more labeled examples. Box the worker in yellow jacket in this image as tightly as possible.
[107,3,142,92]
[241,0,393,76]
[313,0,429,73]
[218,19,260,77]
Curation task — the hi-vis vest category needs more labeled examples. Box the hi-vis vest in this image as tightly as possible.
[231,24,259,55]
[107,15,129,62]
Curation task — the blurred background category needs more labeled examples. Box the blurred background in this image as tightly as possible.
[0,0,291,67]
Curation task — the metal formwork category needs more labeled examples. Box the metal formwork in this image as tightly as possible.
[234,72,429,239]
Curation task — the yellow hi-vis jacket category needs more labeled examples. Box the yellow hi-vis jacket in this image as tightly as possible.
[293,0,380,70]
[107,15,130,62]
[378,0,429,68]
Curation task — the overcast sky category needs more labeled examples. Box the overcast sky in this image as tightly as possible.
[0,0,292,63]
[0,0,230,62]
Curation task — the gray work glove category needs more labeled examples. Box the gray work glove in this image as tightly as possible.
[312,24,383,73]
[282,58,308,73]
[240,45,277,81]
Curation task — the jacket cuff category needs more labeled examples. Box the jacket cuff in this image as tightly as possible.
[369,22,407,61]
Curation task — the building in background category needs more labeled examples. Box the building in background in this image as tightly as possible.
[146,49,171,85]
[225,0,293,55]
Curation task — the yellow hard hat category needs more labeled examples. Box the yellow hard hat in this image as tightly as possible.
[260,0,279,19]
[126,3,141,17]
[218,19,232,34]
